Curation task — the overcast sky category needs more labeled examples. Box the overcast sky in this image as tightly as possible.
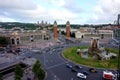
[0,0,120,24]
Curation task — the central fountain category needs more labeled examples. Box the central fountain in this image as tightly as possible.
[88,37,100,54]
[77,37,117,61]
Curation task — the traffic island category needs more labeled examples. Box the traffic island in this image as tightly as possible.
[62,46,118,69]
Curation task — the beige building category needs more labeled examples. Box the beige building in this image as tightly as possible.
[0,27,48,46]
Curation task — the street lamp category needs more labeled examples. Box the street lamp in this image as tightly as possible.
[117,14,120,80]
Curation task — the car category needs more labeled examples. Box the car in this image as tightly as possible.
[28,55,31,58]
[71,68,77,72]
[89,68,97,73]
[103,70,115,80]
[77,72,87,79]
[66,64,72,68]
[74,65,82,69]
[82,70,90,75]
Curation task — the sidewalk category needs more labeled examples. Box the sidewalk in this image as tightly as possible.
[3,58,36,80]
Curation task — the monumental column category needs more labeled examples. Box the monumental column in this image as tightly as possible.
[66,21,71,39]
[53,21,58,41]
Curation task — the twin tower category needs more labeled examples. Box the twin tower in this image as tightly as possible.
[54,21,71,41]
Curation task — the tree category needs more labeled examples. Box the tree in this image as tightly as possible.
[70,32,75,38]
[0,36,9,47]
[61,31,65,35]
[14,64,23,80]
[32,60,45,80]
[0,74,3,80]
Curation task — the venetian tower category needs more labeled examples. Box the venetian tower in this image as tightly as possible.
[66,21,71,39]
[53,21,58,41]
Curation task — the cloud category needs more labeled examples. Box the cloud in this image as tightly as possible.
[88,0,120,24]
[0,0,81,23]
[42,0,83,13]
[51,0,65,7]
[0,15,17,22]
[62,0,83,13]
[0,0,37,10]
[0,0,39,22]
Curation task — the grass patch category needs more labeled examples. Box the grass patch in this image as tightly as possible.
[63,46,118,69]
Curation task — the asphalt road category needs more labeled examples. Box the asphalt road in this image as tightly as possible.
[27,42,117,80]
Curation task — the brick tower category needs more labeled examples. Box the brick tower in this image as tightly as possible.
[54,21,58,41]
[66,21,71,39]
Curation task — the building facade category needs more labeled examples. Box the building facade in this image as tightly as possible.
[75,27,113,41]
[0,28,47,46]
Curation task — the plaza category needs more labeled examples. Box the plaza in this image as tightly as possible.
[0,20,119,80]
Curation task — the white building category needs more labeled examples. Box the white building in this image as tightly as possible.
[75,31,84,38]
[74,28,113,40]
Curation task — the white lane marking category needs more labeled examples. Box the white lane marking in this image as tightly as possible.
[46,62,68,70]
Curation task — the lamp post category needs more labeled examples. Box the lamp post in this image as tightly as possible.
[117,14,120,80]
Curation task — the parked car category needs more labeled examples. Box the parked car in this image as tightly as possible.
[66,64,72,68]
[74,65,82,69]
[77,72,87,79]
[82,70,90,75]
[89,68,97,73]
[71,68,77,72]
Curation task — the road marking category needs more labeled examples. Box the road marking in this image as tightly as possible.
[43,53,46,66]
[46,62,68,70]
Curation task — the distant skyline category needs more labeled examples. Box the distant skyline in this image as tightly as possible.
[0,0,120,24]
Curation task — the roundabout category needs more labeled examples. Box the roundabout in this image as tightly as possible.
[62,37,119,70]
[62,46,118,69]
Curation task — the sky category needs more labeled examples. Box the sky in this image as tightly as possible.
[0,0,120,24]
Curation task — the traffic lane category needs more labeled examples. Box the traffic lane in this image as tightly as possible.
[30,48,65,68]
[46,63,78,80]
[29,52,45,66]
[44,51,67,68]
[67,62,116,80]
[46,62,103,80]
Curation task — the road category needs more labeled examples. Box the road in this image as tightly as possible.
[25,42,117,80]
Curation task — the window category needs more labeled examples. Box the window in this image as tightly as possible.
[11,39,15,44]
[16,38,19,44]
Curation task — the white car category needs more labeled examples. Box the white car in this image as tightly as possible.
[77,72,87,79]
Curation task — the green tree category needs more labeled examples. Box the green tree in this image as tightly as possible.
[61,31,65,35]
[0,74,3,80]
[14,64,23,80]
[70,32,75,38]
[32,60,45,80]
[0,36,9,46]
